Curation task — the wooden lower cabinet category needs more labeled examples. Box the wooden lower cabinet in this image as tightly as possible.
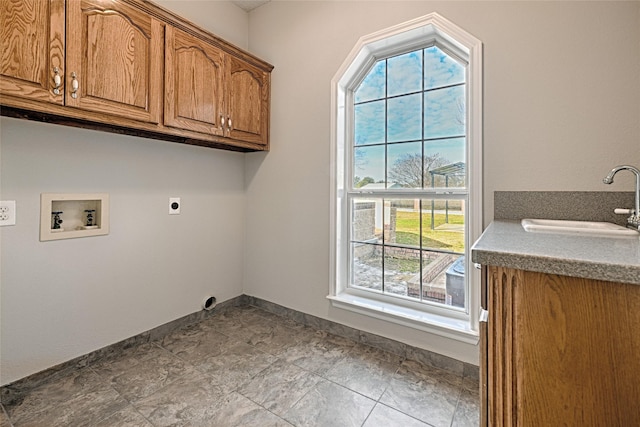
[481,266,640,426]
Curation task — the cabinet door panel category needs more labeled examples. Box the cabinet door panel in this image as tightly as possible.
[227,56,269,146]
[0,0,64,104]
[487,266,640,426]
[164,26,225,136]
[66,0,162,123]
[514,271,640,425]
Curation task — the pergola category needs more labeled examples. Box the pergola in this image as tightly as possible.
[428,162,466,229]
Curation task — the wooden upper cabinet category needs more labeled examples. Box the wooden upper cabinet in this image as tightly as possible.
[0,0,65,104]
[65,0,162,124]
[0,0,272,151]
[227,56,270,146]
[165,27,270,146]
[164,26,225,136]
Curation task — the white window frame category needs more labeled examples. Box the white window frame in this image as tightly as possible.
[329,13,483,344]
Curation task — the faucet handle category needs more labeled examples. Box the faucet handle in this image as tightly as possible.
[614,208,632,215]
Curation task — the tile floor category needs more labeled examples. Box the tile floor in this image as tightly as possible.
[1,305,479,427]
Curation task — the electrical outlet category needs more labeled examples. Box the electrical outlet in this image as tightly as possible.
[0,201,16,226]
[169,197,181,215]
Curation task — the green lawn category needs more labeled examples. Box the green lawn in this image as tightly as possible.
[384,256,421,273]
[394,210,465,253]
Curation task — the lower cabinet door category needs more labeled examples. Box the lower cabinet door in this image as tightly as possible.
[487,266,640,426]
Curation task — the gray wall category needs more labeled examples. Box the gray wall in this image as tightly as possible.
[0,2,250,385]
[243,1,640,364]
[2,0,639,384]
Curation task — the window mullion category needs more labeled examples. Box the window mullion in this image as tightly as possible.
[420,48,426,303]
[381,58,389,295]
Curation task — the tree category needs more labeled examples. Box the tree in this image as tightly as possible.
[388,153,449,187]
[354,176,375,188]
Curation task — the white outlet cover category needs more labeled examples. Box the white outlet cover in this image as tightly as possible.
[0,200,16,226]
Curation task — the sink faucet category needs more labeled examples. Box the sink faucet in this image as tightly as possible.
[603,165,640,231]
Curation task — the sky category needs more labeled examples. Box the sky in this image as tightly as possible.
[353,46,466,186]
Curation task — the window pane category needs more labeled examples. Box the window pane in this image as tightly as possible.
[345,39,473,312]
[354,145,385,186]
[351,198,383,243]
[443,254,465,308]
[387,94,422,143]
[424,139,466,189]
[351,242,382,291]
[355,100,385,145]
[349,197,467,307]
[383,199,421,246]
[422,250,463,306]
[424,85,465,139]
[424,46,465,90]
[384,247,421,297]
[355,60,386,103]
[421,199,465,253]
[420,154,449,189]
[388,51,422,97]
[387,142,422,188]
[424,138,465,164]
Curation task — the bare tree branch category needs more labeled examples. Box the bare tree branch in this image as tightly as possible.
[388,153,449,187]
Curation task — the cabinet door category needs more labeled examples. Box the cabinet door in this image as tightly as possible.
[488,266,640,426]
[226,56,270,146]
[164,25,225,136]
[65,0,162,124]
[0,0,64,104]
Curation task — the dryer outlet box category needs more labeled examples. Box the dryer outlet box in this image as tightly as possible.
[169,197,181,215]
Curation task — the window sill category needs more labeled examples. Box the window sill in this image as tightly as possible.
[327,292,479,345]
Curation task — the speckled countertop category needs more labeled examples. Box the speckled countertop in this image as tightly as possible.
[471,220,640,285]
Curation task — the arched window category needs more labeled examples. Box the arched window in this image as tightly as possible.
[330,13,483,340]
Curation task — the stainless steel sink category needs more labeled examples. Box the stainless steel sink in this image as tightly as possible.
[521,218,639,237]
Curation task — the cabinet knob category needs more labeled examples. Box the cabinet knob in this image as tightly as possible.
[228,117,232,131]
[52,67,62,95]
[70,72,79,99]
